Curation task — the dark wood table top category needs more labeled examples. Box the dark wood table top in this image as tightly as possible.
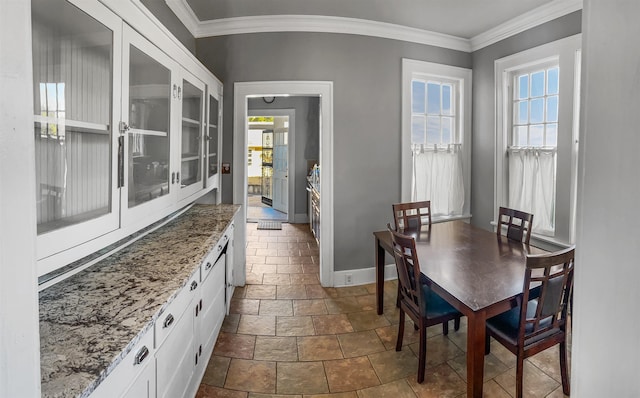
[374,221,546,314]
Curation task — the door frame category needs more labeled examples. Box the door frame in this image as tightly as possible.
[248,108,295,222]
[234,81,334,287]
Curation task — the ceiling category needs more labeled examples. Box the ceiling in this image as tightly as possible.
[168,0,582,51]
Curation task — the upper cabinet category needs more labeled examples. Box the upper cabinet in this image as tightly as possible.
[121,24,176,226]
[177,71,206,202]
[32,0,223,275]
[32,0,122,260]
[206,93,221,190]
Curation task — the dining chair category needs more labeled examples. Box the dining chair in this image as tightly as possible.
[388,224,462,383]
[485,246,574,398]
[392,200,432,231]
[497,206,534,245]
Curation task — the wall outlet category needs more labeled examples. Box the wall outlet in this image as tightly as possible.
[345,273,353,285]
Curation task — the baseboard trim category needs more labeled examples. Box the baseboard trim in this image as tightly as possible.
[333,263,397,287]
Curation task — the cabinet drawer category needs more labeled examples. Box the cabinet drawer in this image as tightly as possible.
[90,327,155,398]
[201,224,232,282]
[155,270,198,349]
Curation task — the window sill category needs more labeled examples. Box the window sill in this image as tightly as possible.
[433,214,472,224]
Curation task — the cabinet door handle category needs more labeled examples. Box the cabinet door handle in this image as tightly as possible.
[163,313,174,328]
[205,261,213,270]
[134,346,149,365]
[117,136,125,188]
[172,172,176,184]
[190,280,198,291]
[176,172,180,183]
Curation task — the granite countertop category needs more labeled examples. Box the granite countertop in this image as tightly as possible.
[39,204,240,398]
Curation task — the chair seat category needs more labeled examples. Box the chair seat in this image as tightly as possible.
[421,284,460,318]
[486,299,558,346]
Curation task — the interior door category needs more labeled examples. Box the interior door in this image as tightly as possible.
[272,126,288,214]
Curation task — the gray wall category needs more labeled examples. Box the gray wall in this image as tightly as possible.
[248,96,320,216]
[469,11,582,233]
[572,1,640,395]
[196,32,470,271]
[141,0,196,54]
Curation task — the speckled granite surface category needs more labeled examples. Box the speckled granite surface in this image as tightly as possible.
[39,204,240,398]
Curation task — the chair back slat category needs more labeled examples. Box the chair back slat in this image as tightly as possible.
[497,206,534,245]
[519,246,574,344]
[393,201,432,231]
[388,224,423,317]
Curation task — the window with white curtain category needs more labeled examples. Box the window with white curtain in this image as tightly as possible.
[402,59,471,218]
[495,35,581,244]
[508,64,559,234]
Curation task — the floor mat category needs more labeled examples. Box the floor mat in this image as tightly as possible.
[257,220,283,230]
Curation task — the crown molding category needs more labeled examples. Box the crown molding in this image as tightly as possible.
[165,0,201,35]
[470,0,583,51]
[165,0,582,53]
[195,14,472,52]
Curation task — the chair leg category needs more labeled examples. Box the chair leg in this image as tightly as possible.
[442,320,449,335]
[454,316,460,331]
[417,319,427,383]
[560,341,570,395]
[396,309,405,352]
[515,355,524,398]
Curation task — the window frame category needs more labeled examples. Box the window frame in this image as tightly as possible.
[494,34,581,245]
[401,58,472,220]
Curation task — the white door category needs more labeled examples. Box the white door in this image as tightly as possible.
[272,125,288,213]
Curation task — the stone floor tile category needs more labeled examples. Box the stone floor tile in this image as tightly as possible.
[276,284,308,299]
[337,330,386,358]
[196,384,248,398]
[213,332,256,359]
[297,335,343,361]
[245,285,277,300]
[253,336,298,361]
[224,359,276,394]
[259,299,293,316]
[292,299,327,316]
[276,361,329,394]
[406,363,466,398]
[200,355,231,387]
[277,264,304,273]
[346,310,391,331]
[237,315,276,336]
[229,298,260,315]
[276,315,315,336]
[312,314,354,335]
[357,378,418,398]
[493,362,560,398]
[368,348,419,383]
[262,273,291,285]
[324,357,380,392]
[407,334,465,369]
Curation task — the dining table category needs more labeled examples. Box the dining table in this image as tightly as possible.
[373,220,546,398]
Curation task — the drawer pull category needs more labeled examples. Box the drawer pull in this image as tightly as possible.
[134,346,149,365]
[163,314,174,328]
[205,261,213,270]
[190,280,198,291]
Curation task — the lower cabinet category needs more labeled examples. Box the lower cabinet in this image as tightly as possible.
[90,328,155,398]
[155,271,199,398]
[90,224,233,398]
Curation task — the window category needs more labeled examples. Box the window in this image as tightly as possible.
[495,35,581,244]
[402,59,471,218]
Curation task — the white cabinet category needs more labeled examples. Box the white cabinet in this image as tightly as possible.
[155,270,199,398]
[32,0,224,277]
[205,92,221,190]
[176,71,206,203]
[32,0,122,260]
[121,24,177,227]
[90,328,155,398]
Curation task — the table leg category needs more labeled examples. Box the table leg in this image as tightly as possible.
[375,237,385,315]
[466,313,486,398]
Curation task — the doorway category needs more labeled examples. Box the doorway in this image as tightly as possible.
[233,81,334,287]
[246,111,294,222]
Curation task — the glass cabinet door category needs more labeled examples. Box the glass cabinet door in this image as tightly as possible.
[32,0,121,260]
[179,75,205,200]
[121,25,176,224]
[206,94,220,188]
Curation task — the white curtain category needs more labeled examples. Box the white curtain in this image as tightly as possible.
[412,144,464,216]
[508,147,556,235]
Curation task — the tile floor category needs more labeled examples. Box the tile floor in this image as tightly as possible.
[196,223,570,398]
